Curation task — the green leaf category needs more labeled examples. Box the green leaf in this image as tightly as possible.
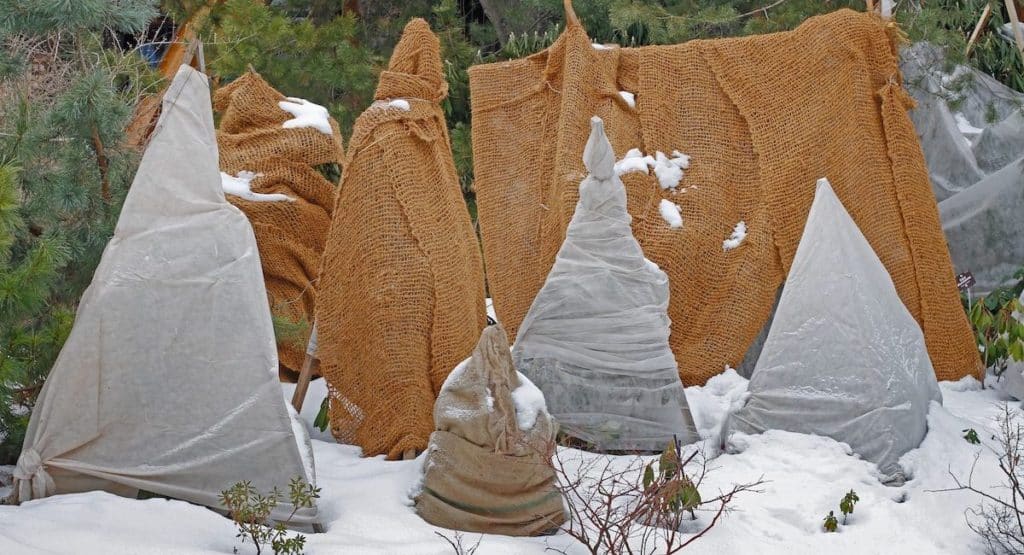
[314,396,329,432]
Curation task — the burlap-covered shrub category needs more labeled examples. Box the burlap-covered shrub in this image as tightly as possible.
[316,19,487,459]
[214,71,343,375]
[414,324,565,536]
[469,9,979,385]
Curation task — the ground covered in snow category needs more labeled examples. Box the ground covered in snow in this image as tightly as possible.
[0,373,1016,554]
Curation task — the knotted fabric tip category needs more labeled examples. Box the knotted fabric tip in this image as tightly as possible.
[12,449,56,503]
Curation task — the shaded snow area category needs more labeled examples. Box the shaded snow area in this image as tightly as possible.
[0,465,12,501]
[1,375,1017,554]
[279,97,333,135]
[220,171,293,202]
[658,199,683,228]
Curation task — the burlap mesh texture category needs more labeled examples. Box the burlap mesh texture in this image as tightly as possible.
[415,325,565,536]
[214,71,343,374]
[317,19,487,459]
[469,9,980,385]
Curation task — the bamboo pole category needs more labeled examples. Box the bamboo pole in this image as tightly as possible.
[291,324,319,413]
[966,4,994,57]
[1006,0,1024,56]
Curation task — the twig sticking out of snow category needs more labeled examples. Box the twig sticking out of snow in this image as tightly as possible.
[220,171,294,202]
[723,221,747,251]
[659,199,683,229]
[278,97,333,135]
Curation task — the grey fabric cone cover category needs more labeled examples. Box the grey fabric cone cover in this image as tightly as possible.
[727,178,942,481]
[512,117,699,452]
[12,66,317,523]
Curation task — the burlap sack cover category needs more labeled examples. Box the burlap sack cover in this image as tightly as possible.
[469,9,979,385]
[415,325,565,536]
[214,71,342,374]
[317,19,487,459]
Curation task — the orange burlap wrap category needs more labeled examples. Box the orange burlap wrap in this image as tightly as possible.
[214,72,343,375]
[317,19,487,459]
[469,9,979,385]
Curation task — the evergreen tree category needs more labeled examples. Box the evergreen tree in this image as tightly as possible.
[0,0,157,463]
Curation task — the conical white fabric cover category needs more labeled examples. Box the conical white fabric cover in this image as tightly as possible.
[727,178,941,481]
[11,66,317,523]
[512,117,698,452]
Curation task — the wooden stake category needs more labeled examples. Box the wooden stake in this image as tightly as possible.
[966,4,994,57]
[1006,0,1024,56]
[291,353,319,413]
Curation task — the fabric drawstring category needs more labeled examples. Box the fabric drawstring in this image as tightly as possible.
[13,449,56,503]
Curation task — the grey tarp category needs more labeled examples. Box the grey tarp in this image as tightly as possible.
[726,179,942,482]
[10,66,317,523]
[512,117,699,452]
[901,42,1024,294]
[939,158,1024,296]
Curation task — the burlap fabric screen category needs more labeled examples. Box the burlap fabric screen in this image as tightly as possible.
[214,71,343,375]
[469,9,979,385]
[415,325,565,536]
[316,19,487,459]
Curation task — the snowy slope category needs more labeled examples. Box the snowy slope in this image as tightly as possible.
[0,374,1012,554]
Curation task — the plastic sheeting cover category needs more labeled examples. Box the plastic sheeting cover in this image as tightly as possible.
[727,179,942,482]
[11,66,317,523]
[512,117,699,452]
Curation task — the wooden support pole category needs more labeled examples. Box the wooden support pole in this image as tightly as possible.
[1006,0,1024,56]
[291,324,319,413]
[966,4,994,57]
[290,354,319,413]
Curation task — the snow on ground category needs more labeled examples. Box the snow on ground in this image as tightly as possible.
[0,372,1017,554]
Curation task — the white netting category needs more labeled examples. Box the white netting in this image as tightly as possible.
[512,117,698,452]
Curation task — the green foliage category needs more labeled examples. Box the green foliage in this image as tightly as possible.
[0,1,155,464]
[643,438,701,519]
[313,396,329,432]
[963,428,981,445]
[203,0,379,135]
[899,0,1024,93]
[823,510,838,532]
[963,268,1024,377]
[839,489,859,523]
[219,476,320,555]
[271,312,310,352]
